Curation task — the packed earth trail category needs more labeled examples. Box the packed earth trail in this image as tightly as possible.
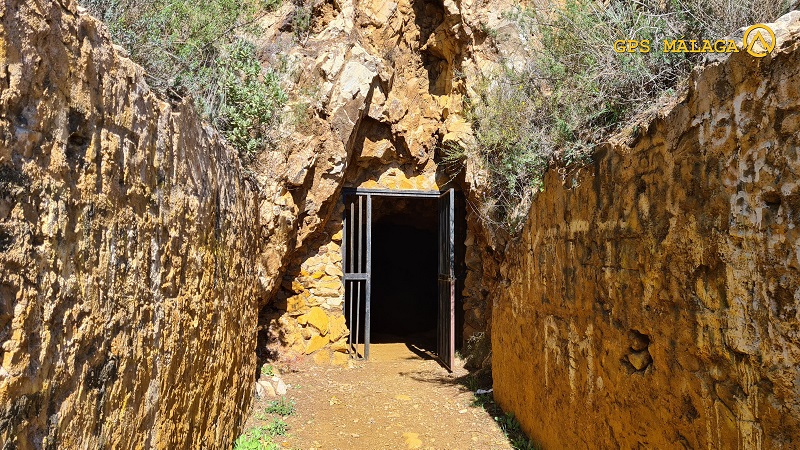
[244,344,515,450]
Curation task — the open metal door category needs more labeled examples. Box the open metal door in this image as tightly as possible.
[437,188,456,371]
[342,193,371,360]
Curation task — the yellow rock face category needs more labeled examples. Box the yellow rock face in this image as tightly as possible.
[304,307,330,335]
[286,293,309,314]
[313,349,332,365]
[492,14,800,450]
[316,276,341,291]
[0,1,263,447]
[328,315,348,342]
[305,334,330,355]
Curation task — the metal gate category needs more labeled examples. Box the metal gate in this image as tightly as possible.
[342,188,456,371]
[342,192,371,360]
[437,189,456,371]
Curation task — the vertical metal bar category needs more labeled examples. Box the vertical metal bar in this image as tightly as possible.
[437,193,444,363]
[448,189,456,370]
[358,195,363,273]
[355,196,364,358]
[349,199,355,274]
[343,197,351,356]
[355,280,361,358]
[435,189,456,371]
[347,281,353,355]
[365,194,372,360]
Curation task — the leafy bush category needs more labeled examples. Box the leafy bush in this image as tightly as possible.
[233,426,280,450]
[265,396,295,416]
[81,0,286,161]
[219,40,287,158]
[265,417,289,436]
[291,3,313,42]
[464,0,795,232]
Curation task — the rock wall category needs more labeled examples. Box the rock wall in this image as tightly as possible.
[0,1,264,448]
[253,0,515,362]
[492,12,800,449]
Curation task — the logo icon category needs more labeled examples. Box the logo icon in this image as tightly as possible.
[743,24,775,57]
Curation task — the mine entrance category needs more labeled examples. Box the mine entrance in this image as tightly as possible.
[342,188,459,370]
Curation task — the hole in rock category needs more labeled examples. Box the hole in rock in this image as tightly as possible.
[0,228,13,252]
[370,196,439,352]
[762,190,782,208]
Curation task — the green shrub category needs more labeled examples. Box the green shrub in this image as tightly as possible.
[265,396,295,416]
[465,0,795,232]
[266,417,289,436]
[233,426,279,450]
[81,0,286,161]
[292,3,313,42]
[219,40,288,160]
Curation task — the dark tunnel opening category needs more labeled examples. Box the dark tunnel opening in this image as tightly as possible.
[343,192,465,360]
[370,199,439,350]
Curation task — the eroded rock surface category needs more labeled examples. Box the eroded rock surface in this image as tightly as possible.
[492,12,800,449]
[0,1,264,448]
[253,0,516,363]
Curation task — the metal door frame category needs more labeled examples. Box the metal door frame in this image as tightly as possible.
[341,188,451,364]
[437,188,456,371]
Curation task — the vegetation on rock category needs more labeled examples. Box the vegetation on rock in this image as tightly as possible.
[463,0,795,231]
[82,0,287,161]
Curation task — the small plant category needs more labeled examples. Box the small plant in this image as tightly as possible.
[468,390,541,449]
[511,436,542,450]
[495,413,542,450]
[261,364,275,377]
[265,396,295,416]
[480,21,498,38]
[497,412,521,434]
[470,393,492,409]
[266,417,289,436]
[233,426,279,450]
[292,3,313,42]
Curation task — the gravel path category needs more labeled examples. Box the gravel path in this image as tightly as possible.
[243,343,514,450]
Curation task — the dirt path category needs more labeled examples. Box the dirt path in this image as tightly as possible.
[244,343,514,450]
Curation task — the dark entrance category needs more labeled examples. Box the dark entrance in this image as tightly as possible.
[370,196,438,349]
[342,188,459,370]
